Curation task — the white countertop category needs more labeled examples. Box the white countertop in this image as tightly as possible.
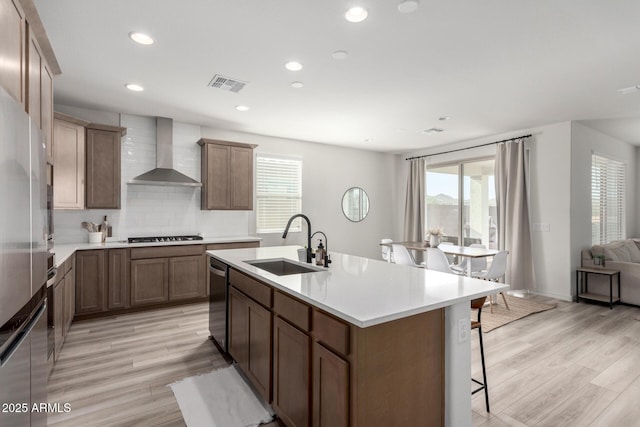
[53,236,261,266]
[207,245,509,328]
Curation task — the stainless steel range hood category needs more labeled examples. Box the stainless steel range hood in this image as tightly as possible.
[128,117,202,187]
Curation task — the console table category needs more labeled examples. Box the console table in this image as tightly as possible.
[576,267,621,309]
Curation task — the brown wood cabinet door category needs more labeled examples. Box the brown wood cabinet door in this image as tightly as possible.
[228,286,248,367]
[247,298,272,402]
[169,255,205,300]
[63,269,74,333]
[230,146,253,210]
[273,317,310,427]
[130,258,169,306]
[0,0,25,104]
[312,342,349,427]
[53,118,85,209]
[108,249,129,309]
[75,250,106,315]
[27,28,41,128]
[203,143,230,209]
[53,279,64,361]
[86,128,121,209]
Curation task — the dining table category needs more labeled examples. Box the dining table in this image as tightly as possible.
[383,241,500,277]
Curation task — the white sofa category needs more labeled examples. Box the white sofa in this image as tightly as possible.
[581,239,640,306]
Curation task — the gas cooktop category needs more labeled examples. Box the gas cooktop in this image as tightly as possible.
[127,235,204,244]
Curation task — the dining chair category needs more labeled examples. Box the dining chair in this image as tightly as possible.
[380,238,394,262]
[437,241,455,264]
[451,243,487,275]
[471,296,490,412]
[473,250,510,313]
[425,248,456,274]
[391,244,420,267]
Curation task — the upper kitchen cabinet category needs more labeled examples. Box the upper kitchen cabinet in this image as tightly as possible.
[0,0,59,142]
[53,112,125,210]
[85,124,125,209]
[0,0,26,104]
[53,112,88,209]
[198,139,257,210]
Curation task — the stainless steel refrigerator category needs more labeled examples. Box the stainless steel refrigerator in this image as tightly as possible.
[0,86,48,427]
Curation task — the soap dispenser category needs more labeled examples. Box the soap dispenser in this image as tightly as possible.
[316,239,325,267]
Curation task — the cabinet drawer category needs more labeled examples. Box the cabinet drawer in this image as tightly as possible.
[313,309,350,356]
[130,245,203,259]
[274,291,310,332]
[229,269,272,308]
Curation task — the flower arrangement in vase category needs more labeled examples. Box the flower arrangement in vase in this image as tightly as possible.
[427,227,443,247]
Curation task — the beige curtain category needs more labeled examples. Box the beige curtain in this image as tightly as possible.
[403,158,426,263]
[495,139,536,290]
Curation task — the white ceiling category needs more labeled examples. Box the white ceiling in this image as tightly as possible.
[34,0,640,153]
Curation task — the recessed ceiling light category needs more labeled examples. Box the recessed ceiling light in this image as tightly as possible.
[128,32,154,45]
[438,116,451,121]
[397,0,419,13]
[285,61,303,71]
[235,105,250,112]
[291,81,304,88]
[332,50,349,60]
[617,85,640,95]
[364,138,372,143]
[125,83,144,92]
[345,7,368,23]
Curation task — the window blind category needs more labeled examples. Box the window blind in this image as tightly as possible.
[256,155,302,233]
[591,154,625,245]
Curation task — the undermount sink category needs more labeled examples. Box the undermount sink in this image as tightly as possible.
[245,258,324,276]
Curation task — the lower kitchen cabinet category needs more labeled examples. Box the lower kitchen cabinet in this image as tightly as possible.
[131,258,169,306]
[75,249,106,314]
[76,248,129,315]
[273,317,310,427]
[312,343,349,427]
[228,286,272,402]
[53,256,75,361]
[108,248,129,309]
[169,255,205,300]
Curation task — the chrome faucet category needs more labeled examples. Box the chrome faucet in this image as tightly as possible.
[282,214,312,263]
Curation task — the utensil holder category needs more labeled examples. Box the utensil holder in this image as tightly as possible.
[88,232,102,244]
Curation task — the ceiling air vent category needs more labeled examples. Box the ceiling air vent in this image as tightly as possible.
[208,74,247,93]
[423,128,444,135]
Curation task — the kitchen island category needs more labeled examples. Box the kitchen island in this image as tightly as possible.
[208,245,509,427]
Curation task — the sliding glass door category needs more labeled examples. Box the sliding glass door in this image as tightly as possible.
[426,158,497,248]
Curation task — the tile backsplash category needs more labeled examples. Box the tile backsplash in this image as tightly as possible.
[54,113,250,243]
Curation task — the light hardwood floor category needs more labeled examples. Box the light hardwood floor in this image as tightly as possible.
[47,296,640,426]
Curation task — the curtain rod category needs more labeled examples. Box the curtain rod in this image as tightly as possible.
[405,134,532,161]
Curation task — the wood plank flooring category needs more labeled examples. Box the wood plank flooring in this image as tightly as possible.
[47,295,640,426]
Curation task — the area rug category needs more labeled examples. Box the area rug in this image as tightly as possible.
[476,294,556,332]
[169,365,274,427]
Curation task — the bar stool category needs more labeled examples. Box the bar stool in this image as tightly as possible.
[471,296,490,412]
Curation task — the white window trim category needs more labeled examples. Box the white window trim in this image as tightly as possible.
[591,152,626,245]
[255,153,303,234]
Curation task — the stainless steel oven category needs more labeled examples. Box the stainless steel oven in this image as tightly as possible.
[209,257,229,353]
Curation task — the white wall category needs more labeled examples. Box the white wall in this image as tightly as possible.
[54,105,396,259]
[200,127,396,259]
[395,122,575,300]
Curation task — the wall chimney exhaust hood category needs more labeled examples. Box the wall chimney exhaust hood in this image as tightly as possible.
[128,117,202,187]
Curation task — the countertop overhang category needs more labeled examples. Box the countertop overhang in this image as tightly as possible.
[207,245,509,328]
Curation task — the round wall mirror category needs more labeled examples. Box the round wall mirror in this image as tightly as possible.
[342,187,370,222]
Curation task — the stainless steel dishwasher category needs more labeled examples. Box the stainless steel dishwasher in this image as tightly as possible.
[208,257,229,353]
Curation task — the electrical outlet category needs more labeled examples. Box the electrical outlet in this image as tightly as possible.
[458,318,469,343]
